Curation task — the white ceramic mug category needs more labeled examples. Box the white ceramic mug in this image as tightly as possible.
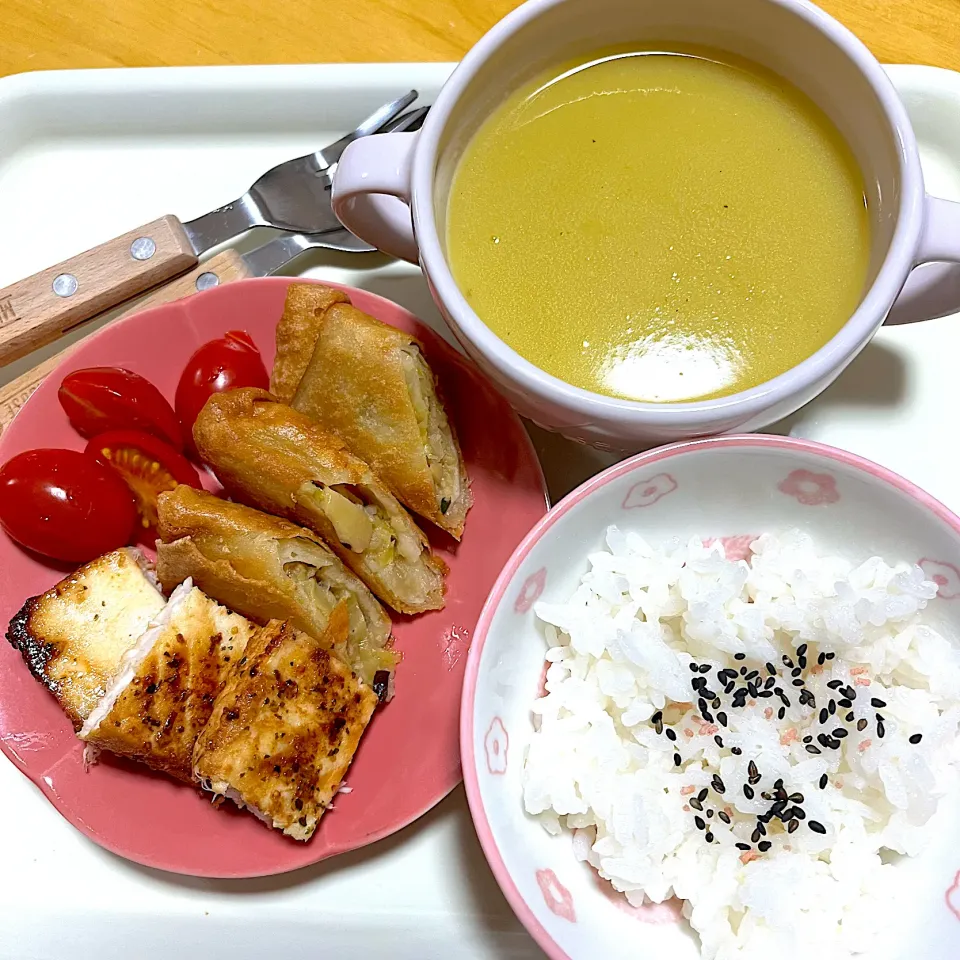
[332,0,960,450]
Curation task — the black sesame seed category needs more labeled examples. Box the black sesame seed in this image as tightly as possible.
[697,788,708,802]
[833,728,848,739]
[818,652,826,666]
[819,708,829,724]
[792,678,805,687]
[797,644,808,657]
[755,820,767,836]
[843,686,857,700]
[735,653,746,661]
[774,778,784,790]
[777,706,786,720]
[770,800,787,816]
[766,662,777,675]
[748,760,759,780]
[751,829,762,843]
[817,734,831,747]
[746,670,759,681]
[712,775,726,794]
[791,667,802,678]
[846,712,855,722]
[666,728,677,742]
[826,652,836,660]
[731,746,743,755]
[689,663,699,673]
[707,809,714,819]
[805,744,822,755]
[819,773,828,789]
[758,840,772,852]
[694,815,706,830]
[803,735,813,743]
[782,655,794,668]
[789,792,804,803]
[800,690,815,708]
[809,820,827,835]
[736,842,751,851]
[857,718,868,731]
[792,807,806,820]
[712,697,721,709]
[798,657,807,670]
[698,663,711,673]
[871,698,886,708]
[718,811,731,824]
[702,688,718,701]
[827,679,843,690]
[910,733,923,744]
[714,735,724,748]
[877,721,886,739]
[705,832,715,843]
[827,737,841,749]
[689,797,703,811]
[717,711,728,727]
[764,676,776,690]
[788,819,800,833]
[725,682,736,695]
[740,666,748,676]
[743,784,755,799]
[702,710,714,724]
[838,698,852,709]
[829,700,837,716]
[758,690,773,698]
[674,753,682,766]
[698,697,708,714]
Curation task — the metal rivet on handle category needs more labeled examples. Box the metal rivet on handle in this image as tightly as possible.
[130,237,157,261]
[52,274,78,297]
[195,272,220,291]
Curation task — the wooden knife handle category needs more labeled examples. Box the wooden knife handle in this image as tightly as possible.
[0,215,198,368]
[0,249,252,439]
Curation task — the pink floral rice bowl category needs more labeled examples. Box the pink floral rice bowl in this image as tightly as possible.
[461,435,960,959]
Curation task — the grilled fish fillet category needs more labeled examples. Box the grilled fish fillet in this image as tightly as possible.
[270,283,350,403]
[193,612,377,841]
[5,549,165,728]
[193,388,446,614]
[289,291,472,539]
[79,581,257,781]
[155,485,396,692]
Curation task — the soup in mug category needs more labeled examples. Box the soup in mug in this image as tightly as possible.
[446,48,870,403]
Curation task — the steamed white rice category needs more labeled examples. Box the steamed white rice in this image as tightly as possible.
[522,529,960,960]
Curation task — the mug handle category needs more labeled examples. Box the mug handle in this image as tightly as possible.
[888,194,960,325]
[331,132,420,264]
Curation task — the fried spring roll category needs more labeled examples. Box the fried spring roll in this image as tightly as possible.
[156,486,396,691]
[193,388,446,614]
[193,613,378,841]
[289,297,472,539]
[270,283,350,403]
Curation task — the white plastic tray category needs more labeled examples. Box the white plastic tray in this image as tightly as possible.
[1,61,960,960]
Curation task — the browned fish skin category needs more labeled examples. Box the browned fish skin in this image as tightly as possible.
[194,614,377,841]
[85,588,256,781]
[5,549,165,728]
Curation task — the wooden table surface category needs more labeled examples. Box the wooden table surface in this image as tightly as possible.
[2,0,960,77]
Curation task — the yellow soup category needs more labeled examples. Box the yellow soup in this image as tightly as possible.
[446,49,870,402]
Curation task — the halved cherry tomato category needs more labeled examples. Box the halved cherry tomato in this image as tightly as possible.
[85,429,201,531]
[175,330,267,451]
[0,449,137,562]
[59,367,182,448]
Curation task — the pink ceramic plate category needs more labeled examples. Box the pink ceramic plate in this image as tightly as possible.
[0,277,547,878]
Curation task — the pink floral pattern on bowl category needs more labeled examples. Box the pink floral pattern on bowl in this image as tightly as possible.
[703,534,757,562]
[946,870,960,921]
[484,717,509,775]
[536,869,576,922]
[920,559,960,600]
[777,469,840,506]
[515,567,547,614]
[622,473,677,509]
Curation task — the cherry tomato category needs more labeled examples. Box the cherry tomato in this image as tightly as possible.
[175,330,267,451]
[58,367,182,448]
[85,429,201,531]
[0,449,137,562]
